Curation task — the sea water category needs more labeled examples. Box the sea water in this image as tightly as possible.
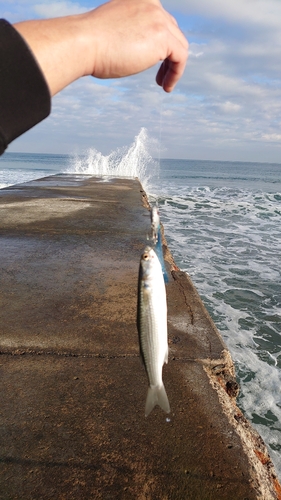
[1,128,281,475]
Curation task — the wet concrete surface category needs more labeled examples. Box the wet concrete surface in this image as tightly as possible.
[0,174,280,499]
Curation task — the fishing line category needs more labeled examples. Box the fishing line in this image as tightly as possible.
[147,86,163,209]
[148,87,163,208]
[156,88,164,218]
[158,87,163,179]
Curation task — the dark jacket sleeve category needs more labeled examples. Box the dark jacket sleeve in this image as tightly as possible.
[0,19,51,155]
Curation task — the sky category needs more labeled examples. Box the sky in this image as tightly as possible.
[2,0,281,162]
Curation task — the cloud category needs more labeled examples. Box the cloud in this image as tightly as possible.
[217,101,242,114]
[34,1,88,17]
[262,133,281,142]
[5,0,281,162]
[1,0,93,22]
[164,0,281,29]
[189,50,204,58]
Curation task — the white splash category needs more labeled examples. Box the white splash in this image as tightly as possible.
[69,128,159,190]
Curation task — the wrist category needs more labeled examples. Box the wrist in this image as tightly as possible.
[14,15,91,96]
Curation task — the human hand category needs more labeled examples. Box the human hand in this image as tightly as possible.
[14,0,188,95]
[83,0,188,92]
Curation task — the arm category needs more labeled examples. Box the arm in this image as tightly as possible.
[14,0,188,96]
[0,0,188,154]
[0,20,51,155]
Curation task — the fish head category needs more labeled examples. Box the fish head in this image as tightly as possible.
[139,246,161,282]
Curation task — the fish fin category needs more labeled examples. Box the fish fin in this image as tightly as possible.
[145,384,170,417]
[164,347,169,364]
[163,270,169,284]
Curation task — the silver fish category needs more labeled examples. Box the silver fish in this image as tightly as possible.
[151,205,160,245]
[150,206,169,283]
[137,246,170,417]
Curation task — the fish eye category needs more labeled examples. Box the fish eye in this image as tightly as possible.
[143,252,149,260]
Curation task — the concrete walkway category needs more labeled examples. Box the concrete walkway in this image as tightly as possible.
[0,174,280,499]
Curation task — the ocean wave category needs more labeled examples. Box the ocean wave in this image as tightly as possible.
[148,174,281,474]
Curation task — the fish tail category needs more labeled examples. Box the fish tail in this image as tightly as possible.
[145,384,170,417]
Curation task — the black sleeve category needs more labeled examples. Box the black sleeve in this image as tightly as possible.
[0,19,51,155]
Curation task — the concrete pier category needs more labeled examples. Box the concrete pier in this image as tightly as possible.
[0,174,280,499]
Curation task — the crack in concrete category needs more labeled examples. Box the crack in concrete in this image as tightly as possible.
[0,349,140,359]
[171,271,194,325]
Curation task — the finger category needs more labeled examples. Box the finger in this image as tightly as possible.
[159,18,188,91]
[168,12,179,27]
[162,61,185,92]
[156,43,188,92]
[156,59,168,87]
[166,16,188,51]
